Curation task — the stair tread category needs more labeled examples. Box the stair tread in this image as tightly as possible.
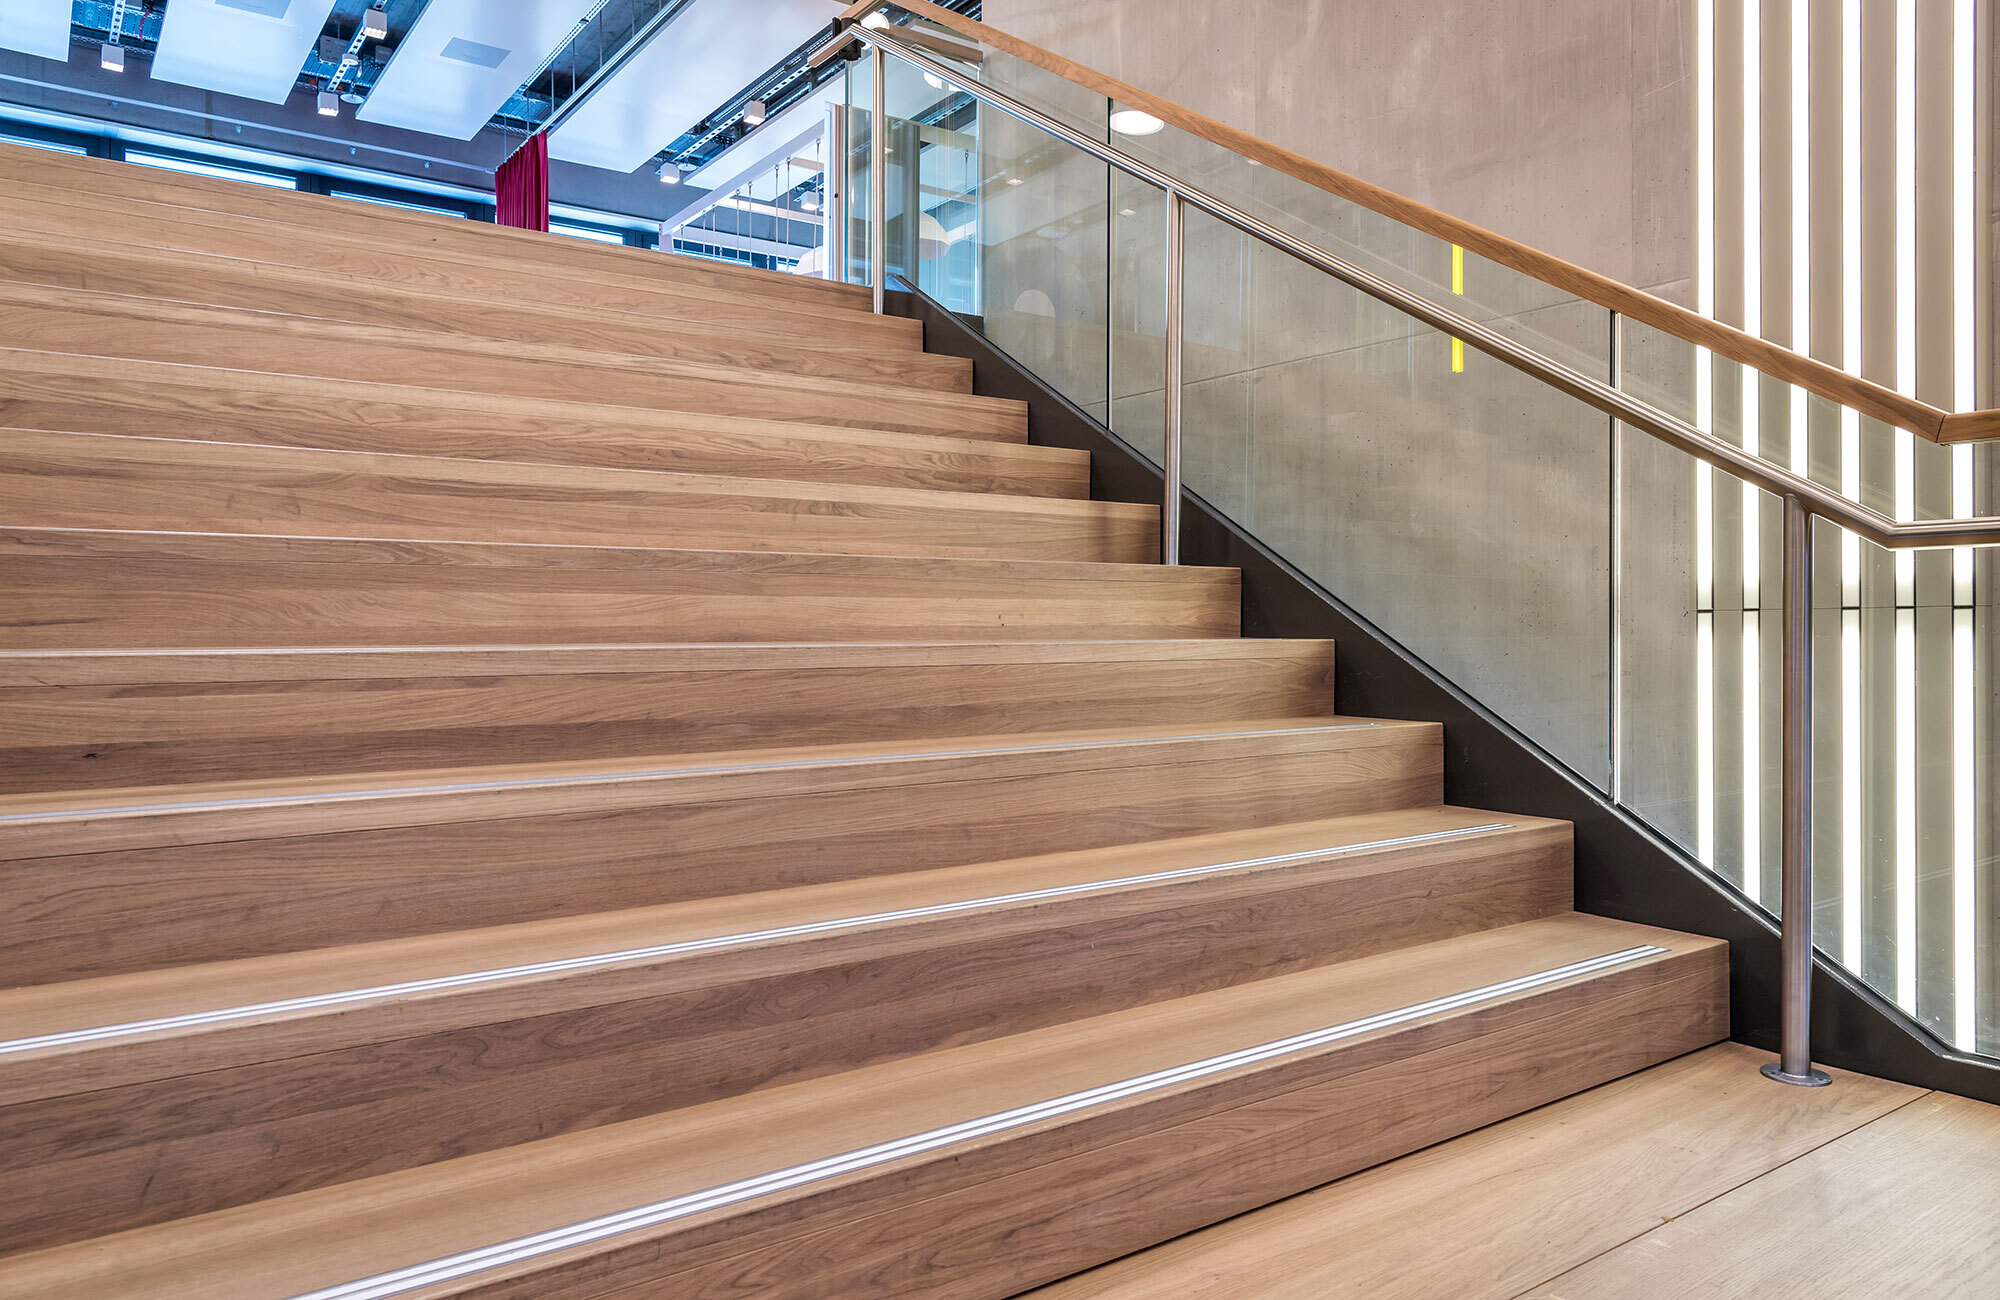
[0,148,872,312]
[0,349,1086,496]
[7,427,1127,514]
[0,283,1026,438]
[0,715,1408,821]
[0,914,1721,1299]
[0,637,1333,686]
[0,807,1557,1082]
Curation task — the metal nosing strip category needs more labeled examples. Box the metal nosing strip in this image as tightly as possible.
[0,722,1382,824]
[0,823,1513,1057]
[285,945,1668,1300]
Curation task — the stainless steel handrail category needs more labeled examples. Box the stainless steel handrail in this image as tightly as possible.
[832,17,2000,1085]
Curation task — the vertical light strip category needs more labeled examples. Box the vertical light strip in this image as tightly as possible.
[1789,0,1809,475]
[1950,0,1977,1049]
[1695,0,1717,868]
[1891,0,1917,1011]
[1740,0,1762,898]
[1838,0,1862,967]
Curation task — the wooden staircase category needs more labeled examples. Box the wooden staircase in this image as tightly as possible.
[0,143,1728,1298]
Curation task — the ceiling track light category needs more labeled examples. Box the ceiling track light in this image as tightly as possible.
[362,5,390,41]
[657,161,679,184]
[100,42,125,72]
[743,99,767,126]
[317,89,340,117]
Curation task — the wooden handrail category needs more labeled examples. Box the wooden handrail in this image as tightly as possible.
[870,0,1993,445]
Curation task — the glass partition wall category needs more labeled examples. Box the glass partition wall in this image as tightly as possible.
[840,14,1999,1067]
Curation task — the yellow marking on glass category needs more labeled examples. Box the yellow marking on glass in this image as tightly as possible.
[1450,244,1465,372]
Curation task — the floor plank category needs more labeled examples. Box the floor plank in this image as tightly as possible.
[1524,1088,2000,1299]
[1028,1042,1922,1300]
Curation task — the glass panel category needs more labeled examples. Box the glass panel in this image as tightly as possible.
[1177,205,1614,786]
[873,8,1607,379]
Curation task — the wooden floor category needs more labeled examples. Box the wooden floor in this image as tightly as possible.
[1029,1042,1998,1299]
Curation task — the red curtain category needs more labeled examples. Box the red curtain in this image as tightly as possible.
[495,134,549,232]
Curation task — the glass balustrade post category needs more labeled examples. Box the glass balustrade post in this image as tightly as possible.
[870,44,887,313]
[1161,191,1185,566]
[1764,492,1832,1087]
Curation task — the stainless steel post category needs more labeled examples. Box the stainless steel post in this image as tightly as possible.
[825,102,846,282]
[870,45,888,313]
[1162,191,1184,565]
[1763,493,1832,1087]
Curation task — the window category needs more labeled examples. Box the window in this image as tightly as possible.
[123,149,297,188]
[550,220,628,245]
[330,190,470,217]
[0,130,86,156]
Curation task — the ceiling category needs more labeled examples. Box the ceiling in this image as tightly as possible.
[0,0,982,177]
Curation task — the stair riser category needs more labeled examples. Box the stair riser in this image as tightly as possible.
[0,436,1153,565]
[0,831,1571,1252]
[0,305,1023,442]
[0,365,1087,498]
[0,532,1236,651]
[0,728,1441,982]
[0,648,1332,793]
[347,952,1729,1300]
[0,239,966,392]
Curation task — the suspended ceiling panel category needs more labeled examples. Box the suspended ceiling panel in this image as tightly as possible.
[359,0,598,141]
[549,0,835,174]
[0,0,72,61]
[151,0,340,104]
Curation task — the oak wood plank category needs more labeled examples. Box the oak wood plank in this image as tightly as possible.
[0,144,874,315]
[0,812,1570,1249]
[0,350,1086,496]
[0,719,1436,981]
[0,229,966,391]
[0,429,1152,563]
[1026,1041,1923,1299]
[0,527,1234,652]
[1523,1090,2000,1299]
[0,182,921,346]
[0,916,1726,1299]
[0,637,1330,791]
[0,286,1027,441]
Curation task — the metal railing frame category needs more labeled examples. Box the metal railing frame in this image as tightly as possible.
[828,18,2000,1087]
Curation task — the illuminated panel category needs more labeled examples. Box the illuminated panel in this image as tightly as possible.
[549,0,833,174]
[150,0,340,105]
[358,0,599,141]
[0,0,73,61]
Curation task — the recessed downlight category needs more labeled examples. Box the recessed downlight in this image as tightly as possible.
[1108,109,1163,136]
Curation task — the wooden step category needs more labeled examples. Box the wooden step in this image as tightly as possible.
[0,528,1232,651]
[0,230,970,392]
[0,809,1570,1253]
[0,142,868,311]
[0,176,909,345]
[0,286,1025,441]
[0,914,1728,1299]
[0,638,1332,792]
[0,351,1087,498]
[1022,1042,1923,1300]
[0,430,1153,562]
[0,718,1438,982]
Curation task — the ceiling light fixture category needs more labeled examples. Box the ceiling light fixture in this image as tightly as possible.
[743,99,767,126]
[923,72,944,90]
[100,43,125,72]
[317,89,340,117]
[362,5,389,40]
[657,162,679,184]
[860,12,890,29]
[1108,109,1164,136]
[801,193,820,212]
[1005,177,1023,186]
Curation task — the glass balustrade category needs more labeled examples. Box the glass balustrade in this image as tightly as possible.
[840,12,1999,1064]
